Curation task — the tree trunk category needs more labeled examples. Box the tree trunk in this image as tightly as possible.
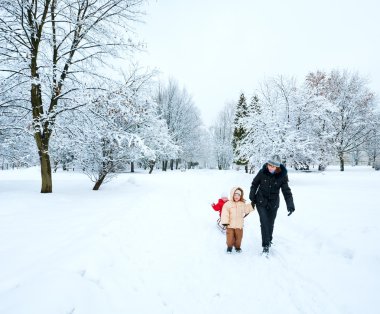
[162,160,168,171]
[245,164,248,173]
[39,150,53,193]
[53,160,58,172]
[131,161,135,173]
[170,159,174,171]
[149,163,155,174]
[34,130,53,193]
[339,152,345,171]
[93,173,107,190]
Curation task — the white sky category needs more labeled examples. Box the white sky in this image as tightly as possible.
[135,0,380,126]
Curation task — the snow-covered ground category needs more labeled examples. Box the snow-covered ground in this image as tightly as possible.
[0,166,379,314]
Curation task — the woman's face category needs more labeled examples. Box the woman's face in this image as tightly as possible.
[267,164,277,173]
[233,192,242,202]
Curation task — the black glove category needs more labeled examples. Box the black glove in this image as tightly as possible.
[287,208,295,216]
[222,224,229,227]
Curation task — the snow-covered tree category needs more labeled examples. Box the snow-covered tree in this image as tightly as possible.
[313,70,376,171]
[0,127,37,169]
[363,112,380,167]
[77,89,153,191]
[194,127,215,169]
[237,77,314,170]
[232,93,249,172]
[155,79,203,170]
[211,103,235,170]
[0,0,144,192]
[50,69,177,190]
[304,71,336,170]
[138,111,179,174]
[237,94,266,170]
[0,92,37,168]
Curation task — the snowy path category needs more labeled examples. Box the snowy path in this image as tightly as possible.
[0,167,379,313]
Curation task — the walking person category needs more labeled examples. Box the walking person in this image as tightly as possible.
[220,187,254,253]
[249,155,295,255]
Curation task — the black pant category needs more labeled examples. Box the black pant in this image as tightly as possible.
[256,206,278,247]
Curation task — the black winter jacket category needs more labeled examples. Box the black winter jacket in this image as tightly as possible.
[249,163,295,212]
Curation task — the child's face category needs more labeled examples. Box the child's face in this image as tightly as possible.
[233,192,241,202]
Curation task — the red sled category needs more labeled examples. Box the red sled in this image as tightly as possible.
[211,197,228,233]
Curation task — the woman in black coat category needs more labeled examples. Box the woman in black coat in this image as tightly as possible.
[249,155,295,254]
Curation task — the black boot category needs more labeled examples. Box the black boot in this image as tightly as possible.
[262,245,269,256]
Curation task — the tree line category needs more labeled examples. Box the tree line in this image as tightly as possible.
[213,70,380,172]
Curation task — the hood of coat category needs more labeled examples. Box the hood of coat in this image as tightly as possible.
[262,163,288,178]
[230,186,245,202]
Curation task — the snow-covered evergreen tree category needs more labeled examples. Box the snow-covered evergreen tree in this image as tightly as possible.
[232,93,249,172]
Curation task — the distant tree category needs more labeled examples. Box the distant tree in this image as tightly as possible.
[195,127,215,169]
[155,79,203,170]
[211,103,235,170]
[314,70,376,171]
[0,103,37,169]
[304,71,335,170]
[363,112,380,167]
[232,93,249,172]
[0,128,37,169]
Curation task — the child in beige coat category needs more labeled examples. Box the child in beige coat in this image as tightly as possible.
[220,187,254,253]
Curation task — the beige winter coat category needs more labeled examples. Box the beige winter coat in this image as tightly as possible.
[220,187,254,229]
